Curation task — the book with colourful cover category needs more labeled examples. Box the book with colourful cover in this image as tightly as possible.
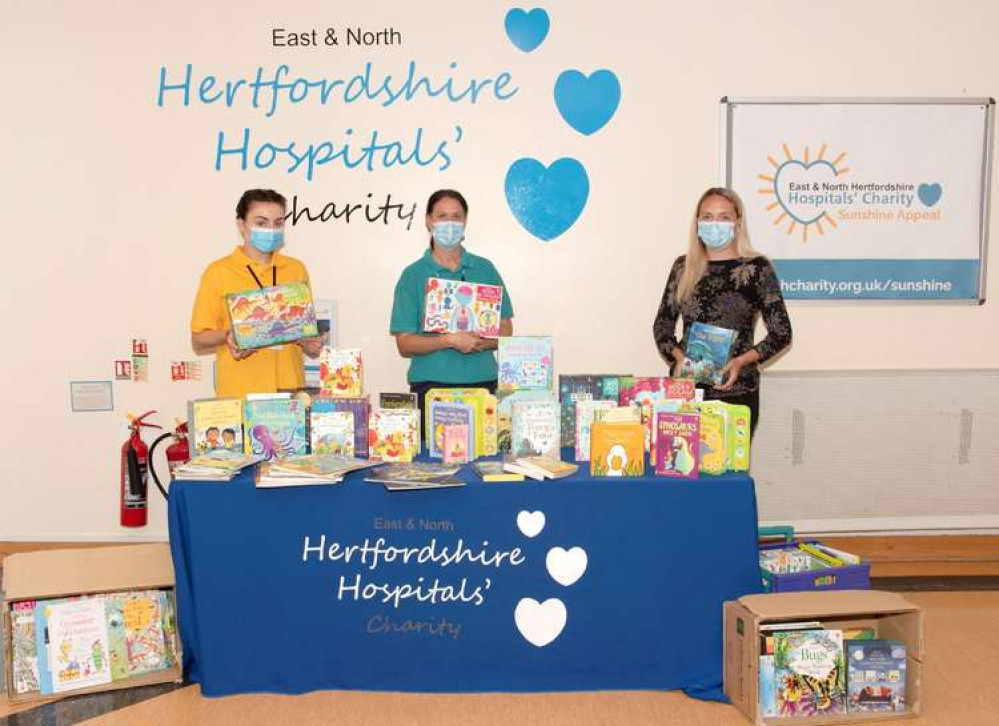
[510,400,561,458]
[498,336,554,391]
[426,388,498,457]
[243,398,307,459]
[319,348,363,397]
[698,410,727,474]
[618,376,675,451]
[428,400,475,459]
[727,403,752,471]
[443,424,471,464]
[422,277,504,338]
[590,420,645,477]
[10,600,40,694]
[45,597,113,693]
[187,397,243,454]
[312,396,370,458]
[847,640,906,713]
[558,375,622,447]
[118,591,168,677]
[664,378,697,400]
[472,461,525,482]
[654,412,700,478]
[775,630,846,718]
[680,322,736,385]
[310,410,355,456]
[379,392,417,409]
[368,408,420,462]
[226,281,318,349]
[574,398,616,461]
[498,389,557,453]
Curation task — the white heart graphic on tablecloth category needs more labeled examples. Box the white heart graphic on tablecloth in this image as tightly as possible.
[546,546,588,586]
[514,597,567,647]
[517,510,546,538]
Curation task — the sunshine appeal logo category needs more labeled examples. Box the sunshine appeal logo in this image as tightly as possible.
[757,143,944,242]
[502,7,622,241]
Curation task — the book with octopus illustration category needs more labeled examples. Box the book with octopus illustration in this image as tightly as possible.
[243,398,308,459]
[226,282,318,350]
[422,277,503,339]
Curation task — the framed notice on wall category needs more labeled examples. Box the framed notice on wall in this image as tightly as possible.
[722,97,994,302]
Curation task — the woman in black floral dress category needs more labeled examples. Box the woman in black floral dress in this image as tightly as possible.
[653,187,792,435]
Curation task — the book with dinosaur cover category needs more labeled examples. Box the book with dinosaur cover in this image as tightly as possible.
[319,347,363,397]
[498,336,554,391]
[422,277,504,338]
[654,412,700,478]
[187,398,243,454]
[679,322,736,386]
[243,398,308,459]
[226,281,318,349]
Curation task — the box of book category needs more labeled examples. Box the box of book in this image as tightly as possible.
[319,348,363,398]
[498,336,554,392]
[3,544,182,704]
[226,281,319,349]
[760,539,871,593]
[422,277,503,338]
[679,322,736,386]
[723,590,923,725]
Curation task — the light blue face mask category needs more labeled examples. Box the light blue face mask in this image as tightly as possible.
[698,221,736,250]
[432,221,465,250]
[249,227,284,253]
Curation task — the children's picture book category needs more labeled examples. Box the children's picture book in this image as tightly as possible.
[698,410,727,475]
[368,408,420,462]
[654,412,700,478]
[187,397,243,453]
[112,591,168,678]
[664,378,697,400]
[558,375,622,447]
[309,410,355,456]
[243,398,308,460]
[319,348,363,397]
[727,403,752,471]
[426,388,498,457]
[774,629,846,718]
[574,399,616,461]
[312,396,370,458]
[590,420,645,477]
[679,322,736,385]
[11,600,40,694]
[44,597,114,693]
[443,424,470,464]
[472,460,526,482]
[618,376,673,407]
[379,392,417,409]
[847,640,906,713]
[498,336,554,392]
[498,389,558,453]
[510,400,561,459]
[759,654,778,718]
[304,298,337,388]
[428,400,475,459]
[226,281,319,349]
[422,277,504,338]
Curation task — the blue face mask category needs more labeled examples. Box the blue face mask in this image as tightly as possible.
[698,221,736,250]
[249,227,284,253]
[432,221,465,250]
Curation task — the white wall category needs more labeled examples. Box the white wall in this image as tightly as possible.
[1,0,997,539]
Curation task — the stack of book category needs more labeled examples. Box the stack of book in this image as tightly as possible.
[364,462,466,491]
[503,455,578,481]
[256,454,376,488]
[172,451,263,481]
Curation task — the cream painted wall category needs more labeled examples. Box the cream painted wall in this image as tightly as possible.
[1,0,996,539]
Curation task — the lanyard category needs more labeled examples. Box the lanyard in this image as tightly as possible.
[247,265,276,289]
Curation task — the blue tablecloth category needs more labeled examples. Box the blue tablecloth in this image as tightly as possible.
[168,458,762,699]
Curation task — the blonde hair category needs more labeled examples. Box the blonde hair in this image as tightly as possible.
[676,187,761,304]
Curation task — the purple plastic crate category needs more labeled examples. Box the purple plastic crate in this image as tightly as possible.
[760,539,871,593]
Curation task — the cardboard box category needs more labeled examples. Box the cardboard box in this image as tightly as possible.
[3,544,182,703]
[724,590,923,725]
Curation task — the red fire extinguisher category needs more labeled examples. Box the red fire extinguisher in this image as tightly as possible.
[148,419,190,501]
[120,411,162,528]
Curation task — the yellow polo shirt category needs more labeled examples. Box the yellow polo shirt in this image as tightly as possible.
[191,246,311,398]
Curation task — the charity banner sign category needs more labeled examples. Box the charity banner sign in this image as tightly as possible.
[724,98,994,301]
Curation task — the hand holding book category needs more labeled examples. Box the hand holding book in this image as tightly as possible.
[226,330,255,361]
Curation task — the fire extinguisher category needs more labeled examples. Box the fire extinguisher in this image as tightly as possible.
[120,411,162,528]
[148,419,190,502]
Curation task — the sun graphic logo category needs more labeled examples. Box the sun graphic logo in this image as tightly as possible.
[758,143,850,243]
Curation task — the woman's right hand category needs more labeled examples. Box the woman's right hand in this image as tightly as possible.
[672,351,688,377]
[447,332,480,354]
[227,330,255,361]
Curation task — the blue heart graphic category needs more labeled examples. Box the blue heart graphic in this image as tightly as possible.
[773,159,837,226]
[504,8,550,52]
[554,69,621,136]
[505,158,589,241]
[918,183,942,207]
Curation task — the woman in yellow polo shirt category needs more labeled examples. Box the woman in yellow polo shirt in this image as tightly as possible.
[190,189,323,398]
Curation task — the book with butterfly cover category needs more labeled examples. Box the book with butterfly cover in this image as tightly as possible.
[319,348,363,398]
[774,629,846,718]
[558,375,622,447]
[312,396,370,458]
[422,277,503,338]
[226,281,319,349]
[679,322,736,386]
[498,336,554,392]
[243,398,308,459]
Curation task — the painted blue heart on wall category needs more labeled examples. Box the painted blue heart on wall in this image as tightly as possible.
[918,183,942,207]
[504,8,550,52]
[505,158,589,241]
[554,69,621,135]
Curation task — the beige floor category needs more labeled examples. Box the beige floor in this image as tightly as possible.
[3,591,995,726]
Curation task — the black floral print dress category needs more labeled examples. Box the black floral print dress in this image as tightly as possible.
[653,255,792,397]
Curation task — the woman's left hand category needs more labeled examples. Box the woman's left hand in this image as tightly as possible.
[297,336,325,358]
[714,355,746,391]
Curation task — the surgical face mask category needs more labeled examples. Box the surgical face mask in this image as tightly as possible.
[697,221,736,250]
[249,227,284,253]
[431,221,465,250]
